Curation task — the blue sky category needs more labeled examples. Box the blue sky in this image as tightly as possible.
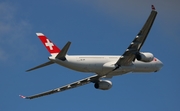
[0,0,180,111]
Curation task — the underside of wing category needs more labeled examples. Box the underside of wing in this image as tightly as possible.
[116,5,157,66]
[20,75,100,99]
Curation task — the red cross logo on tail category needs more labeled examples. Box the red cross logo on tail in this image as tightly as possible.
[45,39,54,50]
[36,33,61,55]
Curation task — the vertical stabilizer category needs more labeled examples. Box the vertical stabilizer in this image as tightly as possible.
[36,33,61,56]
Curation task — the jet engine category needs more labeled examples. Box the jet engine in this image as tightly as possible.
[136,52,154,62]
[94,80,112,90]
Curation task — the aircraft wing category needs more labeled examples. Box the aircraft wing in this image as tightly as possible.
[115,5,157,66]
[19,75,100,99]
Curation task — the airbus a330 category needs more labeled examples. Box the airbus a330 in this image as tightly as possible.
[20,5,163,99]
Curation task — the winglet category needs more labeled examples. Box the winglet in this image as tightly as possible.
[19,95,27,99]
[151,5,155,11]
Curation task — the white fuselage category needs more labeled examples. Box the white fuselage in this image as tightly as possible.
[49,55,163,77]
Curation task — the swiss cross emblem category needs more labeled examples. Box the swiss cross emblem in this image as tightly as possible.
[45,39,54,50]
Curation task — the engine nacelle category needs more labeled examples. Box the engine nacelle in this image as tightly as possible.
[94,80,112,90]
[136,52,154,62]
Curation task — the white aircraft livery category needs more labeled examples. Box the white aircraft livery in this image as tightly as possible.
[20,5,163,99]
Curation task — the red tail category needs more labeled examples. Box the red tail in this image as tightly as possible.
[36,33,61,55]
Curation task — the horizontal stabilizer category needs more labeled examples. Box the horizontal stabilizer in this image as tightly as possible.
[55,41,71,60]
[26,61,54,72]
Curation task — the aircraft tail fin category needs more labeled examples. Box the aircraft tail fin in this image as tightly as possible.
[26,33,71,72]
[36,33,61,56]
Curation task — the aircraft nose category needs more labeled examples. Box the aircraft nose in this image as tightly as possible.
[157,59,163,69]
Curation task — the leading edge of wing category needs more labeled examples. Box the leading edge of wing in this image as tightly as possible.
[115,5,157,66]
[19,75,100,99]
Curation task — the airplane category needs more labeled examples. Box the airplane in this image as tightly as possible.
[19,5,163,99]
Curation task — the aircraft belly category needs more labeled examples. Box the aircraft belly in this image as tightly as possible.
[49,59,86,72]
[50,57,159,75]
[52,58,104,73]
[102,65,133,76]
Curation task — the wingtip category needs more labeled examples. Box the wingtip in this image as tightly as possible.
[151,5,156,11]
[19,95,27,99]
